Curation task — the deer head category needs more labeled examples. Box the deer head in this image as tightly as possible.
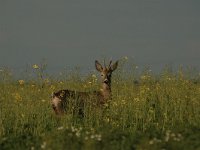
[95,60,118,86]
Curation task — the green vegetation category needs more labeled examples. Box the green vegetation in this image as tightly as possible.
[0,61,200,150]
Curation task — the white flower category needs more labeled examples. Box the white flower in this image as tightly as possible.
[57,126,64,130]
[41,142,46,149]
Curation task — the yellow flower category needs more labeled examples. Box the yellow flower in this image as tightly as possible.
[33,64,39,69]
[18,80,25,85]
[92,74,97,78]
[13,93,22,102]
[59,81,64,84]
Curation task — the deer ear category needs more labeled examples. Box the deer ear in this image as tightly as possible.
[110,61,118,71]
[95,60,103,72]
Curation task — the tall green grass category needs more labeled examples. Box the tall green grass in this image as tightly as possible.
[0,63,200,150]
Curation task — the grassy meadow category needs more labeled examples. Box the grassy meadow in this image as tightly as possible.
[0,61,200,150]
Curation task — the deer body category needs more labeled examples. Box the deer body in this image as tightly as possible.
[51,60,118,115]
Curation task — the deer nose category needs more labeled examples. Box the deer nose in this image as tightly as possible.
[104,79,109,83]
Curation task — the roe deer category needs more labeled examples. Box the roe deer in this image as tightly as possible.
[51,60,118,115]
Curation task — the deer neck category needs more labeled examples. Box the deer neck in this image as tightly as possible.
[100,82,111,100]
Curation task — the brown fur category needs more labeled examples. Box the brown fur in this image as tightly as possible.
[51,60,118,116]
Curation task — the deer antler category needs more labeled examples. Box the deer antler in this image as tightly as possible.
[108,60,112,68]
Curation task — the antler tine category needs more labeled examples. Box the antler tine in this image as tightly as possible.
[108,60,112,68]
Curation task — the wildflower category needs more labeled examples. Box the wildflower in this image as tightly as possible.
[33,64,39,69]
[41,99,46,102]
[71,126,76,132]
[167,77,171,81]
[57,126,64,130]
[59,81,64,84]
[90,128,94,132]
[31,147,35,150]
[96,134,102,141]
[174,137,180,142]
[13,93,22,102]
[105,117,110,123]
[92,74,96,78]
[76,132,81,137]
[90,135,95,139]
[140,75,151,81]
[90,134,102,141]
[41,142,46,149]
[124,56,128,60]
[18,80,25,85]
[149,140,154,145]
[177,133,182,138]
[149,138,161,145]
[165,130,171,142]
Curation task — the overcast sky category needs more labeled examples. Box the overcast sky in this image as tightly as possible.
[0,0,200,73]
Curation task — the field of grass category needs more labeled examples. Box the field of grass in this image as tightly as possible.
[0,62,200,150]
